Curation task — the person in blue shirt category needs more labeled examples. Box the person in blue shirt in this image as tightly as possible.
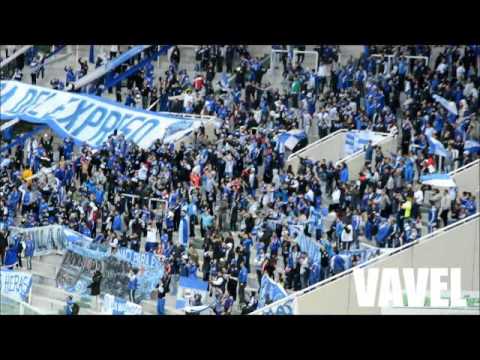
[241,235,253,273]
[331,248,345,275]
[238,261,248,305]
[4,244,18,269]
[128,268,139,304]
[339,163,349,183]
[24,235,35,270]
[65,296,75,315]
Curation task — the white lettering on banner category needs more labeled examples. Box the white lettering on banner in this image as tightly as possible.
[0,80,205,149]
[353,268,468,308]
[403,268,429,307]
[353,268,380,307]
[430,268,449,307]
[0,270,33,302]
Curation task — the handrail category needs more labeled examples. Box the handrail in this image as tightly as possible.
[0,45,33,69]
[251,212,480,314]
[448,159,480,177]
[287,129,348,161]
[0,292,43,315]
[72,45,153,90]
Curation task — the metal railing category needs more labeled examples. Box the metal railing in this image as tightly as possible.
[252,212,480,314]
[448,158,480,177]
[0,293,43,315]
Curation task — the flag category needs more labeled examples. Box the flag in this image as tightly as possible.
[420,173,457,188]
[465,140,480,154]
[432,94,458,115]
[257,275,288,309]
[427,135,449,158]
[276,129,307,151]
[89,45,95,64]
[178,214,190,247]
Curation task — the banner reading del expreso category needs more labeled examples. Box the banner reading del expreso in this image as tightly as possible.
[0,80,201,149]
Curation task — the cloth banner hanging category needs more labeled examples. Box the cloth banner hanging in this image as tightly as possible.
[0,80,205,149]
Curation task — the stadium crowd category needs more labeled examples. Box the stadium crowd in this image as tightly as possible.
[0,44,479,314]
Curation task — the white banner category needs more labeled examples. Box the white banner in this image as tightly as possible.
[0,80,203,149]
[101,293,143,315]
[0,270,33,303]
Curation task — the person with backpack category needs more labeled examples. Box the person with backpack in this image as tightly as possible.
[65,296,79,315]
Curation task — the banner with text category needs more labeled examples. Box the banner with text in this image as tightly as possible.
[0,270,33,303]
[0,80,203,149]
[101,293,143,315]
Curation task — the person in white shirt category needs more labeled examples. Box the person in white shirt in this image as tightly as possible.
[110,45,119,59]
[341,224,353,250]
[436,60,447,76]
[456,62,465,81]
[145,223,159,252]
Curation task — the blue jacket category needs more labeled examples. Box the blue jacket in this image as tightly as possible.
[128,276,138,290]
[112,215,123,232]
[238,267,248,284]
[333,255,345,273]
[25,239,35,257]
[340,167,349,183]
[5,248,17,266]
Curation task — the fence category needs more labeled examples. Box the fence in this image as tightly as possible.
[0,293,42,315]
[370,54,430,73]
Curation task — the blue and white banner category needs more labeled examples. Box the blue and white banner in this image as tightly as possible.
[420,173,457,188]
[276,129,307,151]
[176,276,209,310]
[101,293,143,315]
[432,94,458,115]
[295,232,321,266]
[0,80,203,149]
[257,274,288,309]
[427,135,449,158]
[9,225,69,256]
[344,130,384,156]
[0,270,33,302]
[465,140,480,154]
[256,296,298,315]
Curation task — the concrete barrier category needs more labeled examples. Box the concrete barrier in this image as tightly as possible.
[286,130,397,179]
[336,133,398,181]
[286,129,348,173]
[450,159,480,209]
[254,213,479,315]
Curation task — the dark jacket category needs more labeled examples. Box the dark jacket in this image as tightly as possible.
[88,271,103,296]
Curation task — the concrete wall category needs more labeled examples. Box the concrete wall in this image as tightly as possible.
[286,131,397,179]
[339,134,398,181]
[294,214,480,315]
[450,160,480,208]
[287,130,347,173]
